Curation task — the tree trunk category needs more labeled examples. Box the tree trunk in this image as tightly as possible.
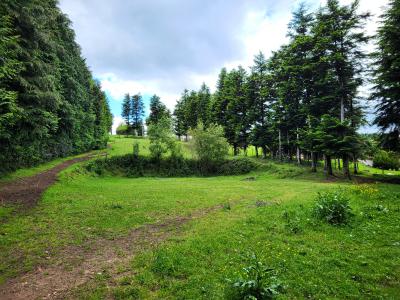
[262,145,267,159]
[311,152,317,172]
[326,155,333,176]
[255,146,259,158]
[233,144,238,156]
[296,128,301,164]
[343,154,351,179]
[323,154,327,171]
[278,129,282,161]
[287,131,291,160]
[353,154,358,174]
[340,98,345,122]
[338,158,341,170]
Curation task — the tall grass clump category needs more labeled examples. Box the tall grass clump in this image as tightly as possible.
[312,190,353,225]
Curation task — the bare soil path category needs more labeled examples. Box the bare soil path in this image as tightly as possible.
[0,204,226,299]
[0,156,234,299]
[0,155,93,208]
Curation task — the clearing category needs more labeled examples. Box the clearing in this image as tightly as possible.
[0,136,399,299]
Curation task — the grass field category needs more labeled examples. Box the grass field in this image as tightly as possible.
[0,136,399,299]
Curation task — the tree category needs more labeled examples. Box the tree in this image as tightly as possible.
[121,93,131,129]
[173,90,190,139]
[224,66,250,155]
[310,0,370,177]
[131,94,145,136]
[147,94,170,126]
[371,0,400,151]
[248,52,274,158]
[0,0,112,174]
[148,116,180,161]
[189,123,229,172]
[197,83,211,127]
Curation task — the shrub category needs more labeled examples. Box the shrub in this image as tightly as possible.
[147,116,181,161]
[85,155,257,177]
[190,123,229,173]
[116,123,129,135]
[373,150,399,172]
[226,253,282,300]
[219,157,258,175]
[312,190,352,225]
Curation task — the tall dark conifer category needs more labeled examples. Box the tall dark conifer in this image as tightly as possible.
[371,0,400,151]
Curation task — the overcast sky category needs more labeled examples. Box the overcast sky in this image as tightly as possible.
[59,0,388,133]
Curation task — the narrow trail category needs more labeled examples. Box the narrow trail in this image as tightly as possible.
[0,155,96,208]
[0,203,227,299]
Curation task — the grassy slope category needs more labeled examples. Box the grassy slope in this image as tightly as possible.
[0,136,399,299]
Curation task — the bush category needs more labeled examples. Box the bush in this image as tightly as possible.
[226,253,282,300]
[189,123,229,173]
[85,155,257,177]
[373,150,399,172]
[116,123,129,135]
[219,157,258,175]
[312,191,352,225]
[147,116,181,161]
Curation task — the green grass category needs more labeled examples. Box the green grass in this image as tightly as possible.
[0,136,399,299]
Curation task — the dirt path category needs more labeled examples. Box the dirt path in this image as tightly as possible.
[0,155,94,208]
[0,203,226,299]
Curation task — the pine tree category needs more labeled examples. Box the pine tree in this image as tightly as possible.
[131,94,145,136]
[371,0,400,151]
[197,83,211,127]
[121,93,131,129]
[173,89,190,140]
[248,52,274,158]
[0,0,112,174]
[147,94,170,126]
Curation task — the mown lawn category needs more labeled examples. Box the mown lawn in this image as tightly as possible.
[0,137,399,299]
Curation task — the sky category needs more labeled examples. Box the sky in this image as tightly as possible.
[58,0,389,134]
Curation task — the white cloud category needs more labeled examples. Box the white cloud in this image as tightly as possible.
[112,115,124,134]
[60,0,389,134]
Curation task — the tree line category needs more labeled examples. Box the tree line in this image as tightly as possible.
[119,94,170,135]
[0,0,112,175]
[172,0,400,178]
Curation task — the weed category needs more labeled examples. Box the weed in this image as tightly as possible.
[223,202,232,211]
[312,190,353,225]
[282,210,302,234]
[226,253,282,300]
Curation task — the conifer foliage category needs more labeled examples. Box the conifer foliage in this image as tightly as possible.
[173,0,373,178]
[0,0,112,174]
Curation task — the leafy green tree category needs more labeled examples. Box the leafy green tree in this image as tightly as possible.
[371,0,400,151]
[148,116,180,161]
[373,150,399,173]
[189,123,229,172]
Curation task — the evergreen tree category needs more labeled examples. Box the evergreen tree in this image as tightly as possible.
[147,94,170,126]
[173,89,190,140]
[121,93,131,128]
[371,0,400,151]
[248,52,274,158]
[197,83,211,127]
[131,94,145,136]
[0,0,112,174]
